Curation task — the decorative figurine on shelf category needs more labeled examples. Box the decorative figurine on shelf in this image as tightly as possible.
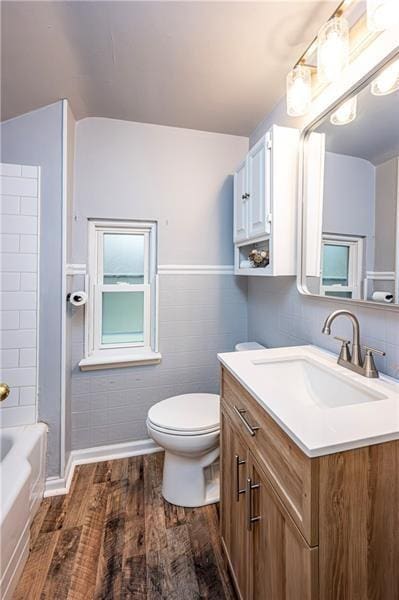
[248,248,269,268]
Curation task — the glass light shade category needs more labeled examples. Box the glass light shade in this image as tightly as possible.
[371,59,399,95]
[286,65,312,117]
[317,17,349,84]
[330,96,357,125]
[367,0,399,31]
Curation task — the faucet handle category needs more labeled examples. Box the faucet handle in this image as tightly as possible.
[334,336,351,362]
[362,345,386,357]
[334,336,351,345]
[362,345,385,378]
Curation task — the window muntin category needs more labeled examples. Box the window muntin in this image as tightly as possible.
[87,220,157,360]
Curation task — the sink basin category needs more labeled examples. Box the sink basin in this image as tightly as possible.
[218,345,399,456]
[251,356,387,409]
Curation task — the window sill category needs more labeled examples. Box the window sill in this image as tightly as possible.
[79,351,162,371]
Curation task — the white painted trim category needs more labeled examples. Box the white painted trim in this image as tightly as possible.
[35,168,41,424]
[66,263,87,276]
[366,271,395,280]
[158,264,234,275]
[44,438,162,496]
[60,99,68,476]
[79,351,162,371]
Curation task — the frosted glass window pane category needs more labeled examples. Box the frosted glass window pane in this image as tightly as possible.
[102,292,144,344]
[322,244,349,286]
[103,234,144,284]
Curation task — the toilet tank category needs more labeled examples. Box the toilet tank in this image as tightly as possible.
[235,342,266,351]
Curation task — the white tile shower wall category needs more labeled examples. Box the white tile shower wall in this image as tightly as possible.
[70,273,247,449]
[0,163,40,426]
[248,277,399,380]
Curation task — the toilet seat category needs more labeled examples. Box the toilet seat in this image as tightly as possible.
[147,393,219,435]
[147,419,219,436]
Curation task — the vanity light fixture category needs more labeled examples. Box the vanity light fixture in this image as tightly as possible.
[285,0,355,117]
[371,58,399,95]
[317,16,350,83]
[366,0,399,32]
[286,65,312,117]
[330,95,357,125]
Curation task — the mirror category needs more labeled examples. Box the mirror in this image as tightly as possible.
[301,55,399,307]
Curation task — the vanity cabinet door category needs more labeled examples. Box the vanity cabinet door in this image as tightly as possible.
[247,134,271,239]
[248,458,318,600]
[220,408,249,599]
[234,159,248,243]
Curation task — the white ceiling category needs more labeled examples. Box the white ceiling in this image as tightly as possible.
[1,1,337,135]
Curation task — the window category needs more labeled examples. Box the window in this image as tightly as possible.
[320,235,363,299]
[79,220,160,371]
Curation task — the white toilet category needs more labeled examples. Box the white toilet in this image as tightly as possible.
[147,341,265,507]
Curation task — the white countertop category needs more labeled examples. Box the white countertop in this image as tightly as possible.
[218,345,399,457]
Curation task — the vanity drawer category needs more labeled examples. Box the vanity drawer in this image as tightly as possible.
[221,367,319,546]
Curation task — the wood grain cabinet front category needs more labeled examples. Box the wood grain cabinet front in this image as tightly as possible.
[220,366,399,600]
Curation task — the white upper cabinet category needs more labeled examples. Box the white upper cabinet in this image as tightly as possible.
[233,159,248,242]
[247,133,271,239]
[233,125,300,276]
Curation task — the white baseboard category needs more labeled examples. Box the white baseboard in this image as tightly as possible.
[44,438,161,497]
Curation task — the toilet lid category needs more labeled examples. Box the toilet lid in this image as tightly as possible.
[148,393,220,433]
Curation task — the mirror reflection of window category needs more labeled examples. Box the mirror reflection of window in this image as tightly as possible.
[320,236,363,299]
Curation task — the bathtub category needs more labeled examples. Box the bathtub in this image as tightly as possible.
[0,423,47,600]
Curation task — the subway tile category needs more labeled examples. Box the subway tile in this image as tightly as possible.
[0,214,37,235]
[0,386,19,407]
[0,195,20,215]
[21,166,38,178]
[19,386,37,406]
[0,329,36,349]
[1,272,21,291]
[20,272,37,291]
[0,253,37,273]
[0,176,37,197]
[0,291,37,310]
[19,347,37,367]
[0,311,20,330]
[0,164,22,177]
[0,234,19,253]
[19,310,36,329]
[0,349,19,368]
[1,366,36,387]
[20,197,38,216]
[19,235,38,253]
[0,405,36,427]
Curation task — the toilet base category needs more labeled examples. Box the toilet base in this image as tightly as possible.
[162,448,220,508]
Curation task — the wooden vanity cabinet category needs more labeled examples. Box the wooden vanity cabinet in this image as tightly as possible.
[221,407,317,600]
[220,366,399,600]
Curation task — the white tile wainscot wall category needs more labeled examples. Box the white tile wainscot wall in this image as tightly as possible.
[69,272,247,450]
[0,163,40,426]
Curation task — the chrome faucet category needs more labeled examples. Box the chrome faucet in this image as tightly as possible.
[322,309,385,378]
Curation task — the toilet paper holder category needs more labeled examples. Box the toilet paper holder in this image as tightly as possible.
[67,291,88,307]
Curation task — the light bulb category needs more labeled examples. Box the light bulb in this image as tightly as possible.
[367,0,399,31]
[330,96,357,125]
[371,59,399,95]
[317,17,349,84]
[286,65,312,117]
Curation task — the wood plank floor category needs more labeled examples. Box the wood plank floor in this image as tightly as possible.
[14,452,237,600]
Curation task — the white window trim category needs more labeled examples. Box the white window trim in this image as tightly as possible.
[79,219,161,371]
[320,234,363,300]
